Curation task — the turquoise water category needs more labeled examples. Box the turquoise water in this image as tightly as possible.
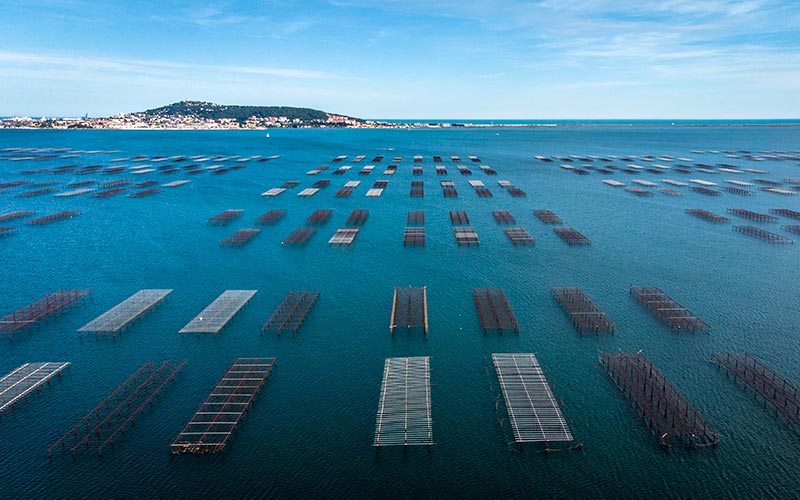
[1,127,799,499]
[380,119,800,126]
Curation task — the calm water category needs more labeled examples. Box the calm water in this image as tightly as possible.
[1,127,799,499]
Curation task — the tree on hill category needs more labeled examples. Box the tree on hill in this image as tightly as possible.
[138,101,356,123]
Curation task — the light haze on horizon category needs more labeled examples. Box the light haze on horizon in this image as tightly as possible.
[1,0,798,119]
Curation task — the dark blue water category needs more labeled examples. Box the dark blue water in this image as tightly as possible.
[379,119,800,126]
[1,127,799,499]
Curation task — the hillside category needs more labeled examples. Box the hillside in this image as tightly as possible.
[137,101,352,123]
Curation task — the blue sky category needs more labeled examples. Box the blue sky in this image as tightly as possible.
[1,0,798,118]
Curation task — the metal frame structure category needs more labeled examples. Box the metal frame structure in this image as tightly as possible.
[171,358,276,455]
[1,290,91,336]
[179,290,257,334]
[0,362,70,416]
[79,289,172,335]
[492,353,573,444]
[389,286,428,336]
[552,288,615,334]
[262,290,320,334]
[373,357,432,447]
[49,360,185,457]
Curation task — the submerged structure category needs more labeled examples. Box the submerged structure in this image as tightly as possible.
[601,351,718,449]
[171,358,276,455]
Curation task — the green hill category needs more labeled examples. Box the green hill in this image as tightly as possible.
[136,101,356,122]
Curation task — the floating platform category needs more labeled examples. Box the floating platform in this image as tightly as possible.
[133,180,158,188]
[298,188,319,197]
[733,225,792,243]
[49,360,185,457]
[410,180,424,198]
[346,209,369,226]
[306,209,333,225]
[503,227,535,246]
[552,288,615,334]
[261,188,285,197]
[454,227,479,246]
[407,210,425,225]
[262,290,319,334]
[366,188,383,197]
[450,210,470,225]
[629,287,708,332]
[329,227,360,246]
[690,186,721,196]
[711,353,800,427]
[553,226,590,245]
[0,211,35,223]
[533,209,562,224]
[0,290,91,335]
[206,210,244,226]
[17,188,57,197]
[335,187,353,197]
[171,358,276,455]
[389,286,428,335]
[686,209,730,223]
[257,210,287,225]
[0,226,17,237]
[403,227,426,247]
[179,290,257,334]
[221,228,261,247]
[101,179,130,188]
[282,226,317,245]
[473,288,519,333]
[373,357,432,447]
[492,353,573,445]
[79,289,172,335]
[771,208,800,219]
[441,186,458,197]
[0,362,70,416]
[92,188,127,198]
[600,351,718,448]
[727,208,777,223]
[784,225,800,236]
[163,180,190,188]
[603,180,625,187]
[721,187,753,195]
[128,188,161,198]
[26,210,82,226]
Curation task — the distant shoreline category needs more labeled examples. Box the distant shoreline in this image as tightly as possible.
[2,121,800,131]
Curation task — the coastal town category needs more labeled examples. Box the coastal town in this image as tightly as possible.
[0,100,540,130]
[0,105,376,130]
